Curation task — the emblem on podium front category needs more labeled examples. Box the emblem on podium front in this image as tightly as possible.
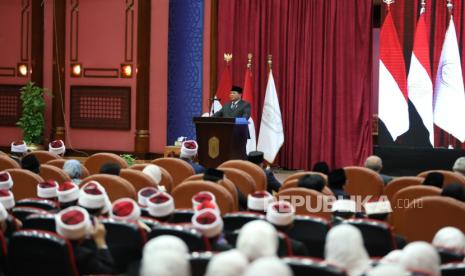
[208,136,220,159]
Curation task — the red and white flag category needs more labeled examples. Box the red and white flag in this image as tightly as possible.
[407,8,434,145]
[210,63,232,115]
[243,64,257,154]
[379,8,409,141]
[433,17,465,142]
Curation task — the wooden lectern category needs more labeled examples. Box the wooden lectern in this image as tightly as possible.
[193,117,249,168]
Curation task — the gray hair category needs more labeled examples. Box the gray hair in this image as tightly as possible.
[453,157,465,174]
[365,155,382,172]
[63,159,82,179]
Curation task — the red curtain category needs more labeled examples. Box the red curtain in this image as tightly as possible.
[385,0,465,148]
[217,0,373,169]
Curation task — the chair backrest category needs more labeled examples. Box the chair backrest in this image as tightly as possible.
[344,166,384,198]
[119,168,158,192]
[12,206,49,223]
[0,155,20,171]
[223,212,265,233]
[16,198,59,211]
[283,171,328,186]
[418,170,465,187]
[81,174,136,201]
[219,160,267,191]
[148,224,211,252]
[437,248,465,264]
[225,230,293,257]
[395,196,465,242]
[441,262,465,276]
[129,163,148,171]
[101,219,147,273]
[189,252,213,276]
[282,257,347,276]
[8,230,79,276]
[383,176,423,202]
[84,152,128,175]
[6,168,44,200]
[151,158,195,189]
[46,159,90,179]
[23,213,57,232]
[135,164,174,192]
[279,179,334,196]
[277,188,332,220]
[171,209,196,223]
[39,164,71,183]
[172,180,234,215]
[25,151,61,164]
[220,167,256,196]
[286,215,331,258]
[345,219,396,257]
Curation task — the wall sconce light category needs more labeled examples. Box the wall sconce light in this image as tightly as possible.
[120,64,133,78]
[17,63,28,77]
[71,63,82,77]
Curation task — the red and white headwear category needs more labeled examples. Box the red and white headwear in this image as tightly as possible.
[49,139,65,155]
[195,200,220,214]
[147,192,175,218]
[180,140,198,158]
[142,164,162,185]
[78,181,107,210]
[137,187,158,207]
[37,180,59,199]
[10,140,27,153]
[0,189,14,210]
[192,191,216,209]
[192,209,223,238]
[111,198,141,222]
[266,201,295,226]
[331,199,357,213]
[57,181,80,203]
[247,191,275,212]
[364,199,392,215]
[0,203,7,222]
[0,171,13,189]
[55,206,92,240]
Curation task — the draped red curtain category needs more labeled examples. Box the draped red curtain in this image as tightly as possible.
[385,0,465,148]
[217,0,373,170]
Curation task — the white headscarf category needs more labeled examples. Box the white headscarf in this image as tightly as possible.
[243,257,292,276]
[379,249,403,265]
[236,220,278,261]
[432,226,465,254]
[400,241,440,276]
[325,224,371,276]
[143,164,162,185]
[205,250,248,276]
[143,235,189,256]
[366,264,409,276]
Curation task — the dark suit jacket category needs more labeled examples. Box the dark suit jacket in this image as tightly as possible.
[213,100,251,119]
[73,239,116,275]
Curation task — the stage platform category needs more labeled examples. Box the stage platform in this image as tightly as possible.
[374,146,465,176]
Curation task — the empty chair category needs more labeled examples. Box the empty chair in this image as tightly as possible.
[345,218,396,257]
[384,176,423,202]
[81,174,136,201]
[25,151,61,164]
[151,157,195,188]
[101,219,147,273]
[223,212,265,233]
[84,153,128,175]
[148,224,211,252]
[171,209,196,223]
[120,168,158,191]
[286,215,331,258]
[283,257,346,276]
[219,160,267,191]
[441,262,465,276]
[23,213,56,232]
[15,198,58,211]
[6,169,44,200]
[0,155,20,171]
[39,164,71,183]
[343,166,384,198]
[12,206,49,223]
[189,252,213,276]
[8,229,79,276]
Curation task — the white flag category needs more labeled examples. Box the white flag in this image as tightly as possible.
[257,70,284,163]
[246,118,256,154]
[433,18,465,142]
[209,96,222,116]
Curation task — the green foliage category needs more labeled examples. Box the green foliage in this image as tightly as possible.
[120,154,136,166]
[16,82,46,144]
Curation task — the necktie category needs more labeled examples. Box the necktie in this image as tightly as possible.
[232,102,237,110]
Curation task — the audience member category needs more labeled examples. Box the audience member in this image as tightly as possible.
[180,140,205,174]
[55,206,115,274]
[366,264,408,276]
[10,140,28,163]
[203,168,247,210]
[399,241,440,276]
[57,181,80,209]
[379,249,403,265]
[191,209,232,251]
[137,187,158,216]
[328,168,349,199]
[432,226,465,263]
[423,172,444,188]
[247,151,281,193]
[312,161,330,175]
[0,171,13,190]
[441,183,465,202]
[205,249,248,276]
[49,139,66,156]
[142,164,162,186]
[146,191,175,222]
[243,257,292,276]
[237,220,278,261]
[192,191,216,209]
[99,162,121,176]
[63,159,83,185]
[20,154,40,174]
[331,199,356,224]
[452,157,465,176]
[297,174,325,192]
[111,198,141,223]
[325,224,371,276]
[36,180,58,200]
[247,190,275,214]
[364,155,392,185]
[0,189,14,211]
[78,181,110,216]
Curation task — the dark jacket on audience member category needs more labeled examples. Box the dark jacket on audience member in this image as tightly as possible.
[73,239,115,275]
[265,169,281,194]
[184,159,205,174]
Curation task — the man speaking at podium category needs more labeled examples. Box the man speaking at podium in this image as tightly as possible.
[212,86,251,119]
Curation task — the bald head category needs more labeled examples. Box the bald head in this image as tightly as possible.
[365,155,382,173]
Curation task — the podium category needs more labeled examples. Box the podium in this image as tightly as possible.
[193,117,248,168]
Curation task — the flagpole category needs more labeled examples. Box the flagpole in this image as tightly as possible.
[447,0,453,148]
[246,53,257,151]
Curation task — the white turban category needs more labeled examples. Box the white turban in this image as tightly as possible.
[236,220,278,261]
[140,250,190,276]
[143,164,162,185]
[243,257,292,276]
[432,226,465,254]
[379,249,403,265]
[205,250,248,276]
[400,241,440,276]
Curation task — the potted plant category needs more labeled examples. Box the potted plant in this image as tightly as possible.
[16,82,46,150]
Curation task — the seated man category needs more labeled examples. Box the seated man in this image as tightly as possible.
[247,151,281,194]
[179,140,205,174]
[9,140,28,164]
[328,168,349,199]
[99,162,121,176]
[297,174,325,192]
[212,86,251,119]
[49,139,66,157]
[364,155,392,185]
[453,157,465,177]
[423,172,444,189]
